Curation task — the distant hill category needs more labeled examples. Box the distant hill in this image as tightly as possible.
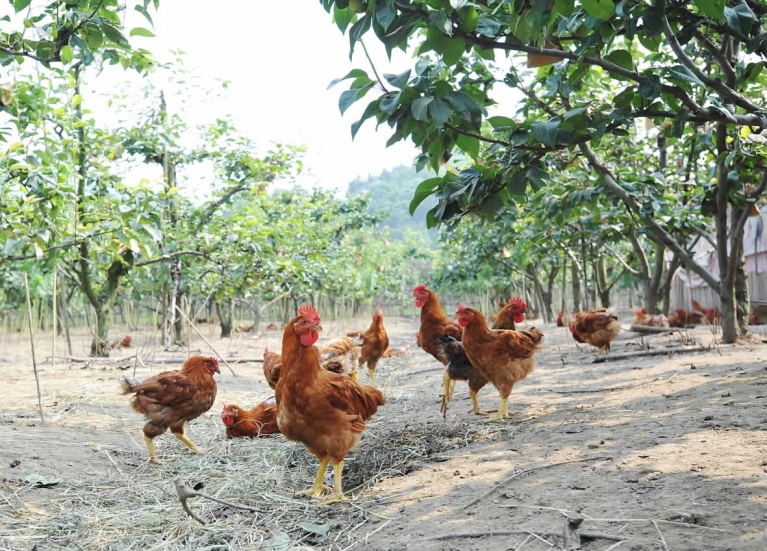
[347,165,438,246]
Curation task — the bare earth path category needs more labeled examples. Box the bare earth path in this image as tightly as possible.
[0,316,765,550]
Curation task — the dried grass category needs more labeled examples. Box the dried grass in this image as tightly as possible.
[0,407,488,550]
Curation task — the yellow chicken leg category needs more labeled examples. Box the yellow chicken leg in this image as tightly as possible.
[368,368,377,385]
[173,432,204,453]
[350,371,358,382]
[485,397,512,422]
[144,435,162,465]
[320,460,348,505]
[468,389,497,415]
[302,457,331,498]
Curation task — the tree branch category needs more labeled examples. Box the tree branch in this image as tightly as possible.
[134,250,207,268]
[579,142,721,293]
[663,19,765,116]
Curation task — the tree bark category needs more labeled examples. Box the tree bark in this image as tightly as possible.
[216,298,233,338]
[567,250,583,313]
[595,257,610,308]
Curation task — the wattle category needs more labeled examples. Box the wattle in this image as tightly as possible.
[513,313,525,323]
[222,417,234,426]
[300,330,319,347]
[415,297,426,308]
[458,318,469,327]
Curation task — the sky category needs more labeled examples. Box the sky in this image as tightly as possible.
[120,0,421,194]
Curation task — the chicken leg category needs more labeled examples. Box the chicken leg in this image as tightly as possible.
[368,367,377,385]
[485,397,512,422]
[302,457,331,498]
[144,436,162,465]
[468,389,496,415]
[319,460,348,505]
[172,431,204,453]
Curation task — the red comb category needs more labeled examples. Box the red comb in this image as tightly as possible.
[298,304,320,323]
[509,297,527,308]
[210,357,219,367]
[456,302,468,313]
[412,284,426,295]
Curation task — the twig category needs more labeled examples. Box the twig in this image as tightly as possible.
[651,519,670,551]
[628,324,682,334]
[462,456,611,510]
[413,529,655,544]
[23,273,46,426]
[173,476,260,525]
[592,345,705,363]
[175,305,237,376]
[545,380,658,395]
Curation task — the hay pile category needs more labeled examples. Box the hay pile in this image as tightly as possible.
[0,414,490,550]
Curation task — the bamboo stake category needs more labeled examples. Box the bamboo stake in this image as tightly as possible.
[23,273,46,426]
[175,305,237,376]
[52,268,57,372]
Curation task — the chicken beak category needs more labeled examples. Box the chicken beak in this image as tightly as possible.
[313,324,323,333]
[214,365,221,374]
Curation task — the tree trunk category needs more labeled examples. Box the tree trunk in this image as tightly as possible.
[595,257,610,308]
[733,207,750,335]
[570,254,582,313]
[661,254,682,316]
[216,298,233,338]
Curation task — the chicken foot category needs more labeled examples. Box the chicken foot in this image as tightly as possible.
[485,397,513,422]
[367,367,377,385]
[144,436,163,465]
[172,431,204,454]
[468,389,496,416]
[319,460,348,505]
[302,457,332,498]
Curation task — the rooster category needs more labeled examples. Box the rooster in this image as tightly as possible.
[276,305,384,504]
[634,308,669,327]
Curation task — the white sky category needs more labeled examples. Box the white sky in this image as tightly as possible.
[122,0,420,193]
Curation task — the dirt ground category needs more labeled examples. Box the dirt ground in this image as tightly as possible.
[0,314,766,550]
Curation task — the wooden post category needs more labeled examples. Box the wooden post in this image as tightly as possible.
[23,273,46,426]
[52,268,57,372]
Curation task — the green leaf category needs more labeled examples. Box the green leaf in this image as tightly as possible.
[428,97,450,126]
[666,65,704,86]
[604,49,633,71]
[339,89,361,115]
[59,45,74,64]
[442,37,466,65]
[333,4,355,33]
[531,119,560,147]
[383,69,411,89]
[506,171,527,195]
[670,108,691,138]
[724,4,755,36]
[410,177,442,215]
[581,0,615,20]
[380,91,401,114]
[487,116,515,129]
[693,0,725,21]
[476,14,502,37]
[328,69,368,89]
[80,23,103,49]
[638,75,661,99]
[13,0,32,13]
[526,166,549,190]
[375,0,396,31]
[411,97,433,121]
[101,24,130,47]
[455,134,480,160]
[130,27,156,37]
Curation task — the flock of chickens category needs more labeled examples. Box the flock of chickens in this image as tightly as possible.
[118,286,635,505]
